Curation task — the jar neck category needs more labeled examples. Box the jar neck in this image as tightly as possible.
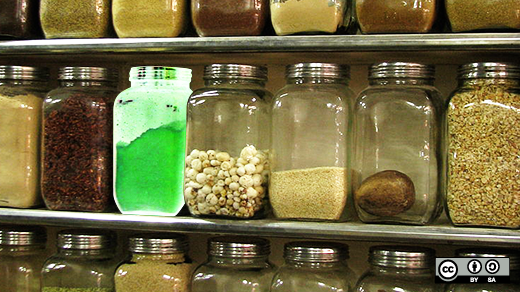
[370,265,433,276]
[60,80,116,88]
[58,248,114,258]
[0,246,45,254]
[130,252,186,263]
[369,77,433,86]
[207,255,269,267]
[458,77,520,88]
[287,77,349,85]
[130,79,191,88]
[204,78,266,88]
[0,80,46,87]
[285,259,346,270]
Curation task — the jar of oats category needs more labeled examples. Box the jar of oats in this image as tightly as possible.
[446,62,520,229]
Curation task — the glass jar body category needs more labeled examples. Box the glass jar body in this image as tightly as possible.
[192,0,268,36]
[0,80,47,208]
[353,80,443,225]
[445,78,520,228]
[270,78,353,221]
[0,246,47,292]
[355,266,438,292]
[446,0,520,32]
[0,0,41,39]
[114,80,192,215]
[185,79,272,219]
[42,81,118,212]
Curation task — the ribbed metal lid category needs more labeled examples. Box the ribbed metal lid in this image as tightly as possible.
[204,64,267,81]
[0,65,49,80]
[458,62,520,79]
[209,236,270,258]
[369,62,435,79]
[0,225,46,246]
[129,233,188,254]
[286,63,350,79]
[57,229,115,250]
[457,248,520,270]
[130,66,192,81]
[369,246,435,269]
[284,241,349,262]
[59,66,118,81]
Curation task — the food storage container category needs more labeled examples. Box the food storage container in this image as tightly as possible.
[0,0,41,39]
[446,62,520,229]
[353,62,443,225]
[185,64,271,219]
[42,67,118,212]
[270,63,353,221]
[114,67,192,216]
[446,0,520,32]
[0,66,48,208]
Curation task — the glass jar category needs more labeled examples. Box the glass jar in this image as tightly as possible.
[0,66,48,208]
[114,233,194,292]
[42,67,118,212]
[114,67,192,216]
[446,0,520,32]
[446,63,520,229]
[356,0,438,33]
[192,237,275,292]
[40,0,112,38]
[41,229,119,292]
[270,0,348,35]
[270,63,353,221]
[353,62,443,225]
[0,226,47,292]
[192,0,268,36]
[0,0,41,39]
[185,64,271,219]
[113,0,187,37]
[270,241,355,292]
[355,246,437,292]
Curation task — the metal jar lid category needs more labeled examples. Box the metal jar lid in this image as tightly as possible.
[57,229,115,250]
[208,236,270,258]
[456,248,520,271]
[369,62,435,79]
[369,246,435,269]
[204,64,267,81]
[286,63,350,80]
[0,65,49,80]
[130,66,192,81]
[0,225,46,246]
[284,241,349,263]
[458,62,520,80]
[129,233,188,254]
[58,66,118,81]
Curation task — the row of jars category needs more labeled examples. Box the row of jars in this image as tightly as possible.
[2,226,519,292]
[1,0,519,39]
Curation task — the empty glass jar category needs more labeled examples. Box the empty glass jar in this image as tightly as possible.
[0,0,41,38]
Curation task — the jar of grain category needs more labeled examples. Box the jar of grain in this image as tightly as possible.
[446,0,520,32]
[114,67,192,216]
[192,237,274,292]
[446,62,520,229]
[41,230,119,292]
[0,226,47,292]
[113,0,187,37]
[270,63,353,222]
[185,64,272,219]
[353,62,443,225]
[355,246,437,292]
[114,233,193,292]
[40,0,112,38]
[271,242,356,292]
[0,66,49,209]
[0,0,41,39]
[42,67,119,212]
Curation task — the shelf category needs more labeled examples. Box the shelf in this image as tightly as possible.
[1,208,519,247]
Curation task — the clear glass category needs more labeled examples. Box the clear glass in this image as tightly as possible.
[353,77,443,225]
[0,0,41,39]
[42,80,118,212]
[356,0,438,33]
[0,80,47,208]
[114,252,194,292]
[445,78,520,228]
[355,266,439,292]
[0,246,47,292]
[446,0,520,32]
[270,77,353,221]
[270,0,348,35]
[192,0,268,36]
[192,255,274,292]
[445,270,520,292]
[185,77,272,219]
[113,0,187,38]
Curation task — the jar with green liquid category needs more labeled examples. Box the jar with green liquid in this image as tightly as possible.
[114,66,192,215]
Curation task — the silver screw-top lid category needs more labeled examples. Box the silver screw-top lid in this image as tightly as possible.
[369,246,435,269]
[457,248,520,271]
[130,66,192,81]
[0,66,49,80]
[57,230,115,250]
[129,233,188,254]
[286,63,350,80]
[59,66,118,81]
[458,62,520,79]
[369,62,435,79]
[284,241,349,263]
[204,64,267,81]
[0,225,46,246]
[208,236,270,258]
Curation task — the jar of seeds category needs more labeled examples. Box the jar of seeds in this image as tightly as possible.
[446,0,520,32]
[185,64,272,219]
[446,62,520,229]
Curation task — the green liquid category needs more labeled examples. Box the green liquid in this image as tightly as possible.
[115,122,186,215]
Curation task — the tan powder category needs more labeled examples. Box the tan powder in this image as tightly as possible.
[446,0,520,32]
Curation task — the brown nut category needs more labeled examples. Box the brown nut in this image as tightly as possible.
[355,170,415,217]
